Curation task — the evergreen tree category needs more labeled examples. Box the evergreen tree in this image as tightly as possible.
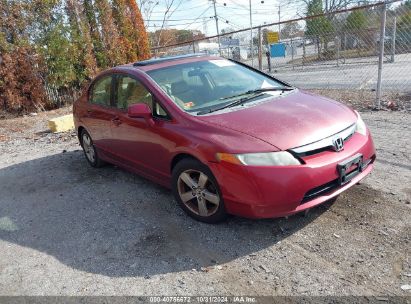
[84,0,106,67]
[112,0,135,62]
[94,0,126,66]
[0,0,151,114]
[65,0,98,82]
[397,11,411,48]
[31,0,78,88]
[345,10,368,31]
[0,0,47,113]
[126,0,150,60]
[112,0,150,62]
[305,0,334,57]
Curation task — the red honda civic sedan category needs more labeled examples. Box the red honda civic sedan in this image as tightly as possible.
[73,54,376,223]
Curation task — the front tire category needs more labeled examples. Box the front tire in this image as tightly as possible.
[172,158,227,223]
[80,129,104,168]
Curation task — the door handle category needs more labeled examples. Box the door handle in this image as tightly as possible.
[111,117,122,126]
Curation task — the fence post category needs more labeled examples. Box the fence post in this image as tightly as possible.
[291,38,294,70]
[303,37,306,67]
[391,16,397,63]
[343,32,346,64]
[258,26,263,71]
[267,49,271,73]
[336,36,340,67]
[375,2,387,110]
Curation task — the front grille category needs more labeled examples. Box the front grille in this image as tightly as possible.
[291,124,356,158]
[301,179,339,203]
[294,146,331,158]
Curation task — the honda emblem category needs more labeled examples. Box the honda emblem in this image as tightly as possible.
[333,137,344,152]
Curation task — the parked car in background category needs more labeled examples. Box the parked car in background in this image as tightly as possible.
[73,54,376,223]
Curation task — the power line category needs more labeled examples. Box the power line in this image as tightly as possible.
[146,17,214,22]
[218,16,242,29]
[152,1,389,50]
[230,0,249,10]
[147,2,209,14]
[182,6,212,30]
[146,3,212,31]
[146,20,208,27]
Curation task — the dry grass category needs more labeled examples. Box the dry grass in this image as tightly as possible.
[309,89,411,111]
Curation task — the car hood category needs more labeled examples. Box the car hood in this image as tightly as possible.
[195,90,358,150]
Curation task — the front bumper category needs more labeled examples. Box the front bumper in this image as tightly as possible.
[209,131,376,219]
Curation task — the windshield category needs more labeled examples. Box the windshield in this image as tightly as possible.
[146,59,290,114]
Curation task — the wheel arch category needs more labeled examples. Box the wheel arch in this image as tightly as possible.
[77,126,86,145]
[170,153,202,173]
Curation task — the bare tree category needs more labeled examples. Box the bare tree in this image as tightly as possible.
[139,0,159,29]
[139,0,184,47]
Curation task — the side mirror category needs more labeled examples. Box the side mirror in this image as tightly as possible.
[128,103,152,119]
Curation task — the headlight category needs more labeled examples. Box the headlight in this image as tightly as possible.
[355,111,367,136]
[216,151,301,166]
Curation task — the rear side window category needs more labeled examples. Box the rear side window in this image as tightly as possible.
[90,76,112,106]
[116,76,153,110]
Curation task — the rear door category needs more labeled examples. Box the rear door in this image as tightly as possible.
[82,74,117,152]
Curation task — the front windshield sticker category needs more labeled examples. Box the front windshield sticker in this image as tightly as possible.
[208,59,236,67]
[183,101,195,109]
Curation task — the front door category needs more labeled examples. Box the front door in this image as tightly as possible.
[109,74,172,184]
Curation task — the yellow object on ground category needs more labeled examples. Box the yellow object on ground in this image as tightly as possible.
[48,114,74,133]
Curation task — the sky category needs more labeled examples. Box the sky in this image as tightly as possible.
[140,0,306,36]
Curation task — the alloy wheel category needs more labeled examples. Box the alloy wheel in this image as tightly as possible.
[82,133,96,163]
[177,169,220,217]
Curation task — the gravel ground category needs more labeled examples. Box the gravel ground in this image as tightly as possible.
[0,106,410,296]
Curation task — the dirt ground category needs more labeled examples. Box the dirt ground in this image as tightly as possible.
[0,105,410,297]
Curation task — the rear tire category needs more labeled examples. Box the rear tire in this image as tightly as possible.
[80,129,104,168]
[172,158,227,223]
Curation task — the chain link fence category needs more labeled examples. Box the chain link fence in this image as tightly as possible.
[152,1,411,111]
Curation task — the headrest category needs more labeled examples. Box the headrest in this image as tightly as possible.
[126,82,136,92]
[171,81,189,95]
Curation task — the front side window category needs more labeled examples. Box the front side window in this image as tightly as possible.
[90,76,112,106]
[116,75,153,110]
[147,59,288,114]
[154,102,169,119]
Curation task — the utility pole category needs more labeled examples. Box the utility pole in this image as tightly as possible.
[211,0,221,54]
[249,0,253,66]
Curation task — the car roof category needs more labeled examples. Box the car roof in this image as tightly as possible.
[133,53,208,66]
[118,54,225,72]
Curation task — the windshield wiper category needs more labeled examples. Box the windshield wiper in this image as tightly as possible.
[196,86,295,115]
[197,92,265,115]
[219,86,294,101]
[246,87,294,94]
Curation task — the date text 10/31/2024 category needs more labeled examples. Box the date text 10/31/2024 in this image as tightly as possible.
[149,296,257,303]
